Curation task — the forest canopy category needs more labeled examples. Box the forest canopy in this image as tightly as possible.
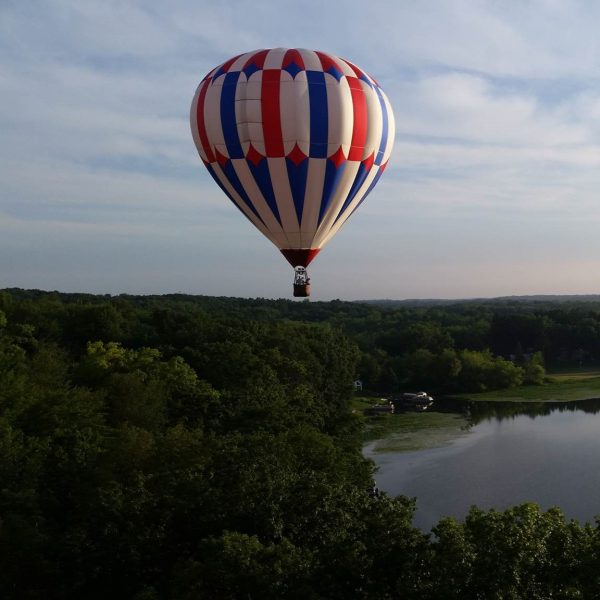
[2,289,600,598]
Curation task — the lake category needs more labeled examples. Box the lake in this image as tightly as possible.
[364,399,600,531]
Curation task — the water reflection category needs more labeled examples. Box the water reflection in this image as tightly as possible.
[441,396,600,425]
[366,398,600,532]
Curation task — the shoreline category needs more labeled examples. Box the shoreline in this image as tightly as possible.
[451,376,600,403]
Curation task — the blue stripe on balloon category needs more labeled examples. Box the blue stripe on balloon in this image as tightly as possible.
[374,87,388,166]
[333,161,371,224]
[359,73,374,89]
[347,166,385,220]
[247,158,282,226]
[307,71,328,158]
[285,157,309,226]
[220,72,244,159]
[216,160,264,223]
[204,162,234,202]
[204,163,264,225]
[318,159,347,226]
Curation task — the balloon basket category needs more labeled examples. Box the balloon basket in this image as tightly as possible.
[293,283,311,297]
[293,266,311,297]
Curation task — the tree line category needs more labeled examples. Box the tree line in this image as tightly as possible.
[8,288,600,394]
[2,289,600,598]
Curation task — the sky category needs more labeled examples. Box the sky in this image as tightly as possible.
[2,0,600,300]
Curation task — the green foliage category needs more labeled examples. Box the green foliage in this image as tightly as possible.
[430,504,589,599]
[1,289,600,598]
[401,348,523,392]
[524,351,546,385]
[172,532,312,599]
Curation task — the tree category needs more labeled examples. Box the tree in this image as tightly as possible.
[524,351,546,385]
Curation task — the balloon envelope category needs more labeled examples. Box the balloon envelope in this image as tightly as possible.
[190,48,395,267]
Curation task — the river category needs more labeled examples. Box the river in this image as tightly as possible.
[364,399,600,531]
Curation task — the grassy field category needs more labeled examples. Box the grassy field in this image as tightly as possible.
[351,395,388,413]
[546,367,600,381]
[458,368,600,402]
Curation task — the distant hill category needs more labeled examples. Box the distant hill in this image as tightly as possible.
[359,295,600,307]
[4,287,600,310]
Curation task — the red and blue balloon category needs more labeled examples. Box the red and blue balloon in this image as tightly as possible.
[190,48,395,294]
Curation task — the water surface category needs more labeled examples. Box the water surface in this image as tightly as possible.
[364,399,600,531]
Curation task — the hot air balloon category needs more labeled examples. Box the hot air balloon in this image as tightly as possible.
[190,48,395,297]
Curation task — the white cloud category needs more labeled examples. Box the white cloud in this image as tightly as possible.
[358,0,600,79]
[3,0,600,297]
[392,72,587,146]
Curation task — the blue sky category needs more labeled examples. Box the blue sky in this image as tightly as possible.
[2,0,600,300]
